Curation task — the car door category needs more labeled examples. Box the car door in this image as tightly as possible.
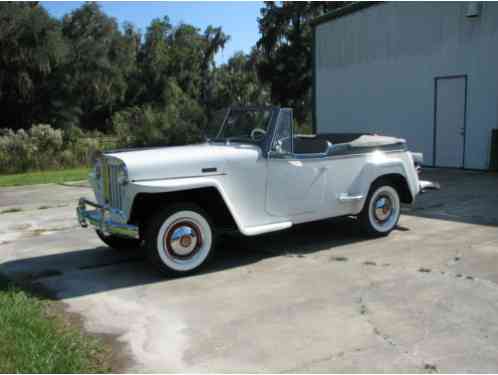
[265,109,327,217]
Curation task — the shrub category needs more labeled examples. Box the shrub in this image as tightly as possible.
[0,125,112,174]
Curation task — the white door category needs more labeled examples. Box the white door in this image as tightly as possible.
[434,76,467,168]
[266,158,327,216]
[265,109,326,217]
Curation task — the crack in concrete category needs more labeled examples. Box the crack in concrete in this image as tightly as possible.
[280,347,365,372]
[354,269,435,372]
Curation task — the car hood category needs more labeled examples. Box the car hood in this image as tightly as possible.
[105,142,259,182]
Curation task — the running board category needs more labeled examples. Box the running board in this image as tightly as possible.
[241,221,292,236]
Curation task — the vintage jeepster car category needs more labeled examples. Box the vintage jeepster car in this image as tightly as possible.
[77,106,438,276]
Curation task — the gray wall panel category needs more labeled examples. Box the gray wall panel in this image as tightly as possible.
[315,2,498,169]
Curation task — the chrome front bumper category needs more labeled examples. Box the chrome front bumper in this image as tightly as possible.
[77,198,139,239]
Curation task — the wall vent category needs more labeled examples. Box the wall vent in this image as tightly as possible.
[466,2,481,17]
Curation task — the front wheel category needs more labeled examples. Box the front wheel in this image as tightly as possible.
[145,203,215,277]
[359,183,401,236]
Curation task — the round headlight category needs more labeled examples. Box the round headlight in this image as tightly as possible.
[117,164,128,185]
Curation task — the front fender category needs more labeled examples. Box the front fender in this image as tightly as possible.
[126,176,247,235]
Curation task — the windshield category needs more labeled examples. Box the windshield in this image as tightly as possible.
[211,108,272,144]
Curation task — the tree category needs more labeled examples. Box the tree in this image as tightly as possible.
[200,26,230,105]
[0,2,67,129]
[256,2,346,123]
[211,50,270,108]
[56,2,138,130]
[0,1,269,147]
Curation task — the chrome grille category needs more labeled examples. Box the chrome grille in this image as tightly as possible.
[102,160,123,210]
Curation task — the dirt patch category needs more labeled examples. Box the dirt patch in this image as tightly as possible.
[31,227,71,236]
[46,297,133,372]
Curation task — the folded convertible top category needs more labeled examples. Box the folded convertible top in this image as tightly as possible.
[349,135,406,148]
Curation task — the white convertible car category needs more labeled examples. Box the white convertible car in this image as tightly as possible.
[77,106,438,276]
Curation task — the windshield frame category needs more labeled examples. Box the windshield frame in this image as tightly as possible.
[209,106,279,152]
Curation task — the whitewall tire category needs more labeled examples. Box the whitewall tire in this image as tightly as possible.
[145,203,215,276]
[359,183,401,236]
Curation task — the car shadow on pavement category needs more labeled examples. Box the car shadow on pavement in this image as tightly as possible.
[2,217,373,300]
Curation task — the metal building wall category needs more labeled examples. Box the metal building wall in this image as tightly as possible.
[314,2,498,169]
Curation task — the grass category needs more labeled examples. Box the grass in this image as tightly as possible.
[0,167,90,187]
[0,276,110,373]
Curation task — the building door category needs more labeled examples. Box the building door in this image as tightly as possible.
[434,76,467,168]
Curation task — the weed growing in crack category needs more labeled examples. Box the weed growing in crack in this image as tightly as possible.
[424,363,438,373]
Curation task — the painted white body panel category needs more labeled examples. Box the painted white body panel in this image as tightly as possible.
[90,142,421,236]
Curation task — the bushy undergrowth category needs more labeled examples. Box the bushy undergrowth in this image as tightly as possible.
[113,81,206,148]
[0,125,117,174]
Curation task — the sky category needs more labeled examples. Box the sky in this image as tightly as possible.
[41,1,264,65]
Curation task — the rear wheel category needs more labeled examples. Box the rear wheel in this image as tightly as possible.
[96,230,141,251]
[359,182,401,236]
[145,203,215,277]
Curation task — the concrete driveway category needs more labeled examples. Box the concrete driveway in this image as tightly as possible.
[1,169,498,372]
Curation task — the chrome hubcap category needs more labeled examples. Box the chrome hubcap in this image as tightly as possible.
[165,222,201,258]
[374,196,392,223]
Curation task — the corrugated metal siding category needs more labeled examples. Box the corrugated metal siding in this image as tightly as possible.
[315,2,498,169]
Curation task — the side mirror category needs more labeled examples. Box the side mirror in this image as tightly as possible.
[274,139,284,154]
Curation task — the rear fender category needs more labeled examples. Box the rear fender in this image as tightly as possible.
[348,154,418,213]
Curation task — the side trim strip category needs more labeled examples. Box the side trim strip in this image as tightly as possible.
[338,193,364,202]
[132,173,226,183]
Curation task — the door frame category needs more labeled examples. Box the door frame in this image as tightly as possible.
[432,74,468,168]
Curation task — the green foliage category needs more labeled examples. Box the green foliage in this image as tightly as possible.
[0,167,90,187]
[55,3,136,131]
[0,125,113,173]
[0,1,347,171]
[113,81,205,147]
[256,2,347,123]
[0,277,109,372]
[0,2,67,129]
[211,51,270,108]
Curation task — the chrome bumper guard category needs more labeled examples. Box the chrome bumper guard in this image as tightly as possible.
[419,180,441,193]
[77,198,139,239]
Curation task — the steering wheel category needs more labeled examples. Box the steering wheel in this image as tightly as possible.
[250,128,267,141]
